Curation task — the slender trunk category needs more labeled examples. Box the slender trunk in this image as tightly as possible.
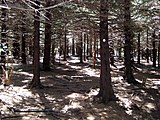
[124,0,138,84]
[96,37,99,58]
[43,1,52,71]
[12,37,20,59]
[1,0,7,68]
[86,34,89,59]
[146,29,149,63]
[93,32,96,69]
[29,38,33,56]
[89,33,93,57]
[72,35,75,56]
[63,28,67,61]
[79,32,83,63]
[158,40,160,68]
[30,0,42,88]
[152,31,157,67]
[21,20,26,64]
[51,40,55,64]
[119,47,122,59]
[13,27,20,59]
[137,33,140,64]
[84,33,86,61]
[1,0,7,44]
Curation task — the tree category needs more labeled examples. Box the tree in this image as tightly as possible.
[137,32,141,64]
[63,28,67,61]
[158,33,160,68]
[152,30,157,67]
[123,0,139,84]
[43,0,52,71]
[1,0,7,68]
[21,14,26,64]
[72,34,75,56]
[29,0,42,88]
[79,32,83,63]
[97,0,116,104]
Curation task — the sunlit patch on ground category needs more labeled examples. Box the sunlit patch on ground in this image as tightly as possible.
[0,58,159,119]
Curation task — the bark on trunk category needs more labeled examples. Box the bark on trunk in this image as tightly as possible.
[21,20,26,64]
[152,31,157,67]
[79,32,83,63]
[97,0,116,104]
[63,28,67,61]
[137,33,140,64]
[158,33,160,68]
[29,0,42,88]
[43,1,52,71]
[89,33,93,57]
[93,32,96,69]
[124,0,138,84]
[1,0,7,68]
[84,33,86,61]
[72,36,75,56]
[86,34,89,59]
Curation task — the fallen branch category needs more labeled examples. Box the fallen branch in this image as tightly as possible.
[8,107,69,120]
[1,115,22,119]
[10,107,59,113]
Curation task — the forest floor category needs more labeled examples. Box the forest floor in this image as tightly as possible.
[0,57,160,120]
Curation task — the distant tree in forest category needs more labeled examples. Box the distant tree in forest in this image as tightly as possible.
[21,13,26,64]
[0,0,7,68]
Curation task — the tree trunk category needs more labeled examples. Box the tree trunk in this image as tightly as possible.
[43,0,52,71]
[83,33,86,61]
[152,31,157,67]
[86,34,89,59]
[29,0,42,88]
[146,29,149,63]
[1,0,7,68]
[51,40,55,64]
[72,35,75,56]
[13,32,20,59]
[13,42,20,59]
[158,33,160,68]
[21,20,26,64]
[96,37,99,58]
[124,0,139,84]
[93,32,96,69]
[97,0,116,104]
[79,32,83,63]
[137,33,140,64]
[89,33,93,57]
[63,28,67,61]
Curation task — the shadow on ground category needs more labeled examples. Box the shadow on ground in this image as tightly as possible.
[0,59,159,120]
